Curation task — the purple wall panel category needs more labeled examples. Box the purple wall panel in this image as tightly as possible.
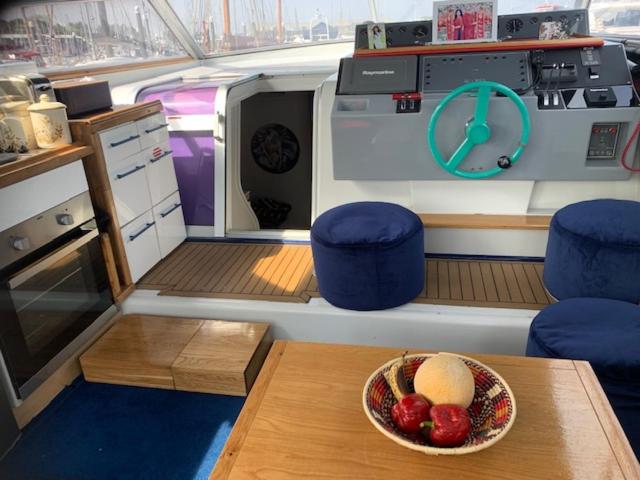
[169,131,215,226]
[137,81,218,116]
[137,82,219,227]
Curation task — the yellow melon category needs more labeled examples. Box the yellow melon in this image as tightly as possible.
[413,353,475,408]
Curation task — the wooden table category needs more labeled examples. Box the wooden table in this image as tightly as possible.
[211,341,639,480]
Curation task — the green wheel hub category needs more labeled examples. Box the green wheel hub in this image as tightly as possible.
[427,80,531,179]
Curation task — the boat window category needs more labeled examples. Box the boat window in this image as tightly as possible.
[589,0,640,37]
[0,0,186,71]
[167,0,597,57]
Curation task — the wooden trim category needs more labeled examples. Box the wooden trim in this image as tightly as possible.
[573,361,640,479]
[418,213,552,230]
[68,101,163,134]
[0,144,92,189]
[46,56,193,82]
[210,340,286,480]
[99,232,123,300]
[12,311,120,429]
[114,283,136,305]
[355,36,605,58]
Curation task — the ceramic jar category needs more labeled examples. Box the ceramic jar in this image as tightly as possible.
[0,100,37,153]
[27,94,72,149]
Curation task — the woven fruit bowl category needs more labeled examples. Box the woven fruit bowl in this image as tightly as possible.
[362,353,516,455]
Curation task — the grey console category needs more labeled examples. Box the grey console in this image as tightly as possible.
[332,41,640,181]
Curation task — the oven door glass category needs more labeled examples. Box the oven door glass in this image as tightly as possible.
[0,225,112,397]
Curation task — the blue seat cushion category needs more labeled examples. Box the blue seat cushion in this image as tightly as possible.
[311,202,424,311]
[553,199,640,247]
[526,298,640,457]
[544,199,640,303]
[527,298,640,383]
[311,202,423,249]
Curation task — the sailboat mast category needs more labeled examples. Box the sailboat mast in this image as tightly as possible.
[368,0,378,22]
[276,0,283,43]
[222,0,231,49]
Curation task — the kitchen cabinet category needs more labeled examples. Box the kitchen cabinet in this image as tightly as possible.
[70,102,187,300]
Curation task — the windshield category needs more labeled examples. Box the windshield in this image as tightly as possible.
[0,0,186,71]
[168,0,592,56]
[0,0,638,71]
[589,0,640,36]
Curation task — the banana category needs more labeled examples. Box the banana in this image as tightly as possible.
[384,354,412,401]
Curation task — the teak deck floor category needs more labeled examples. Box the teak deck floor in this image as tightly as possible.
[138,242,553,310]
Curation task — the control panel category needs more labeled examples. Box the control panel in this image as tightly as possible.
[588,123,621,159]
[355,9,589,49]
[498,9,589,40]
[422,52,531,93]
[355,21,432,49]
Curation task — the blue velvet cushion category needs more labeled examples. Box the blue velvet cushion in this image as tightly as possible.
[544,199,640,303]
[311,202,424,311]
[526,298,640,457]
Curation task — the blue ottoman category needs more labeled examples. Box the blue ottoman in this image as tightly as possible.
[544,199,640,303]
[311,202,424,311]
[526,298,640,458]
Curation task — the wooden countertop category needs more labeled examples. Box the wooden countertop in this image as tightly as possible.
[0,143,93,189]
[68,101,163,133]
[212,341,639,480]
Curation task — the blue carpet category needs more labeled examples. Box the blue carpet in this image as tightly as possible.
[0,379,244,480]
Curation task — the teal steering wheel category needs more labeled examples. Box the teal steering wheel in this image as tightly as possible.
[427,81,531,179]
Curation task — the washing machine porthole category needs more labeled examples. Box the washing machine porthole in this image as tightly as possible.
[250,123,300,174]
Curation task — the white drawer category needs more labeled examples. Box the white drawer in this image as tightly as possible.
[110,152,152,227]
[153,191,186,258]
[99,122,141,164]
[137,112,169,149]
[121,210,161,283]
[144,142,178,205]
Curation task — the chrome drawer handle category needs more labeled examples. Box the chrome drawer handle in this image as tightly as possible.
[109,134,140,147]
[144,123,169,134]
[160,203,182,218]
[150,150,173,163]
[129,221,155,242]
[116,164,145,179]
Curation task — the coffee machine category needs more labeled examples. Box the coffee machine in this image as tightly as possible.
[0,74,55,104]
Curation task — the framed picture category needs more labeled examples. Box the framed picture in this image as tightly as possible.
[432,0,498,44]
[367,23,387,49]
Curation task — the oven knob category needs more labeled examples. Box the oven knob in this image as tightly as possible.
[56,213,75,225]
[11,236,31,251]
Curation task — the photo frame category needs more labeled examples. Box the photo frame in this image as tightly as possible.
[432,0,498,44]
[367,23,387,49]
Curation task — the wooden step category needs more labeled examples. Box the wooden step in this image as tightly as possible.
[418,213,552,230]
[80,314,272,396]
[172,321,272,396]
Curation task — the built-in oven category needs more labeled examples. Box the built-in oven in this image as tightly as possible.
[0,191,115,406]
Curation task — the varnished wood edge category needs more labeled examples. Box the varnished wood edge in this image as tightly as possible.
[209,340,287,480]
[355,37,605,57]
[99,232,121,298]
[46,56,193,81]
[69,101,164,133]
[114,283,136,305]
[0,144,93,189]
[573,360,640,478]
[418,213,551,230]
